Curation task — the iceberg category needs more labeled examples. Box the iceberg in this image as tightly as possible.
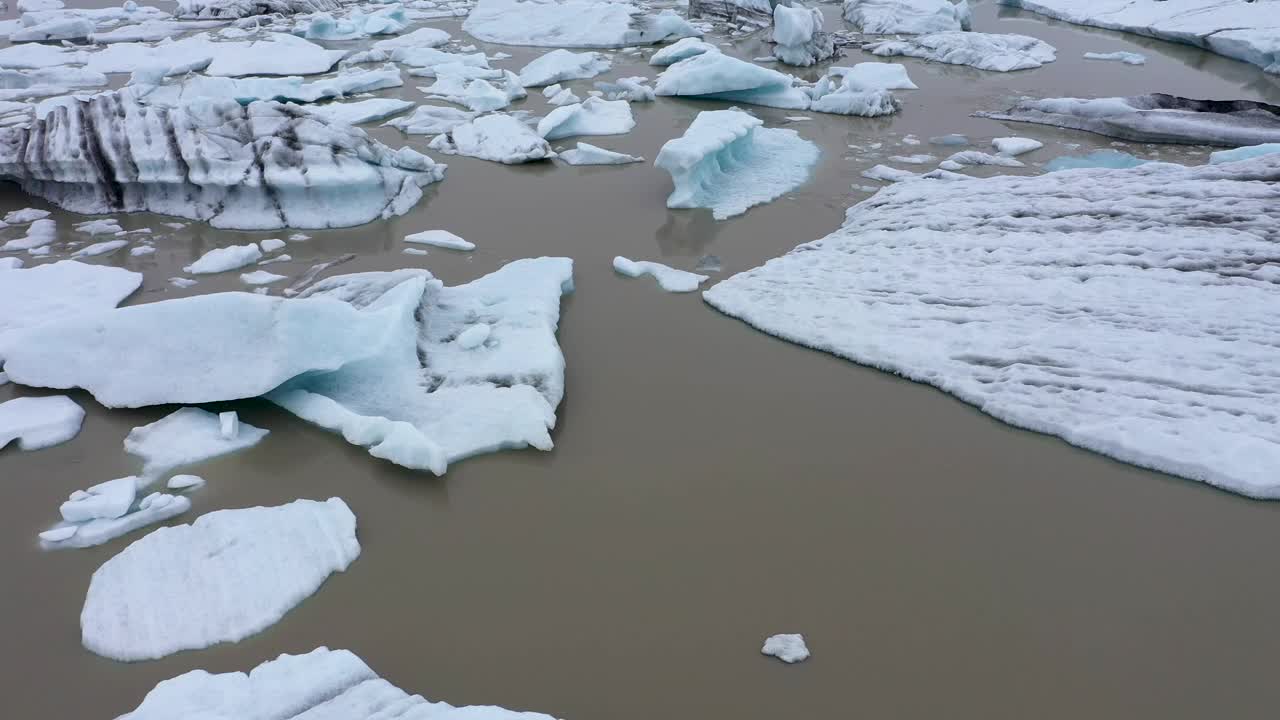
[843,0,972,34]
[518,48,611,87]
[0,395,84,451]
[204,33,347,77]
[772,4,837,67]
[124,407,269,477]
[613,256,708,292]
[688,0,775,27]
[704,153,1280,499]
[175,0,341,19]
[72,239,128,257]
[1083,51,1146,65]
[0,92,443,230]
[10,16,94,43]
[0,260,141,339]
[81,497,360,661]
[559,142,643,165]
[463,0,698,48]
[762,633,810,663]
[656,108,820,220]
[404,229,475,251]
[656,52,811,110]
[649,37,718,67]
[1044,148,1146,172]
[537,97,635,140]
[116,647,560,720]
[384,104,475,135]
[976,94,1280,146]
[1210,143,1280,165]
[865,31,1057,71]
[428,113,555,163]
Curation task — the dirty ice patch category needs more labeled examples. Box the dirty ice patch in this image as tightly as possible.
[613,256,708,292]
[656,108,819,220]
[842,0,972,34]
[463,0,698,48]
[0,261,141,341]
[81,497,359,661]
[0,395,84,451]
[175,0,341,20]
[865,32,1056,72]
[124,407,269,478]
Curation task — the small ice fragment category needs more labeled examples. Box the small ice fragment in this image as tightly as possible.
[260,238,287,253]
[75,219,124,235]
[613,256,708,292]
[219,411,239,440]
[455,323,491,349]
[403,248,428,256]
[785,116,811,121]
[762,633,810,663]
[902,134,920,145]
[887,154,935,164]
[130,245,156,256]
[169,277,198,288]
[184,243,263,274]
[39,526,77,542]
[542,83,563,98]
[991,137,1043,156]
[1,218,56,252]
[1209,143,1280,165]
[1044,149,1147,172]
[259,254,292,265]
[1084,51,1146,65]
[930,134,968,146]
[240,270,287,285]
[73,240,129,257]
[558,142,643,165]
[167,474,205,490]
[3,208,50,224]
[404,229,475,251]
[945,151,1024,168]
[861,164,917,182]
[289,233,311,242]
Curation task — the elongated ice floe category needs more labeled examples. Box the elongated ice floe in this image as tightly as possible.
[116,647,560,719]
[0,395,83,451]
[81,497,359,661]
[518,48,611,87]
[303,98,414,126]
[865,31,1057,71]
[404,229,475,251]
[537,97,635,140]
[705,153,1280,498]
[843,0,972,34]
[772,3,837,67]
[976,94,1280,146]
[384,104,476,135]
[1083,50,1146,65]
[463,0,698,48]
[559,142,643,165]
[42,489,191,550]
[656,108,820,219]
[124,407,269,477]
[0,91,443,230]
[135,66,404,106]
[613,256,708,292]
[762,633,810,663]
[0,260,141,339]
[429,113,555,163]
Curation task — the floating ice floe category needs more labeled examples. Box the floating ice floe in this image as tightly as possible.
[166,474,205,490]
[89,19,228,44]
[518,49,612,87]
[594,76,656,102]
[0,43,90,70]
[649,37,718,66]
[1043,149,1146,171]
[296,5,408,40]
[463,0,699,48]
[547,87,581,106]
[73,239,129,258]
[422,69,526,112]
[977,94,1280,146]
[656,108,819,220]
[4,207,49,224]
[887,153,935,164]
[75,218,123,235]
[991,136,1043,156]
[772,3,837,67]
[260,238,287,253]
[613,256,708,292]
[384,104,476,134]
[81,497,359,660]
[303,98,414,126]
[0,66,107,101]
[1210,143,1280,165]
[861,163,918,182]
[0,217,56,252]
[117,647,561,719]
[137,66,404,106]
[537,97,635,140]
[840,62,918,90]
[656,52,811,110]
[1084,50,1146,65]
[242,270,286,285]
[125,407,269,477]
[0,395,84,451]
[61,476,137,524]
[371,25,452,51]
[0,92,443,230]
[175,0,340,19]
[843,0,972,34]
[762,633,810,663]
[944,150,1024,167]
[268,260,573,474]
[404,229,475,251]
[687,0,775,28]
[84,32,347,78]
[999,0,1280,74]
[429,113,555,163]
[865,31,1057,71]
[185,244,264,274]
[0,260,141,339]
[808,67,902,116]
[42,489,192,550]
[705,153,1280,498]
[10,15,93,43]
[559,142,643,165]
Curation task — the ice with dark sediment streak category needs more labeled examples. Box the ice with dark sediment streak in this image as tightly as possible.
[0,91,443,230]
[705,154,1280,499]
[976,94,1280,147]
[688,0,775,29]
[463,0,698,48]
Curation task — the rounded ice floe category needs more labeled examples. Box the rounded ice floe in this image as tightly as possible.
[0,395,85,452]
[0,218,56,252]
[240,270,287,286]
[73,240,129,258]
[384,104,476,135]
[762,633,810,663]
[81,497,361,661]
[841,62,918,90]
[865,32,1057,72]
[1083,50,1146,65]
[259,238,287,253]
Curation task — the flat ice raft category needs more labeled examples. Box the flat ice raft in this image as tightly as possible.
[463,0,698,48]
[0,91,444,229]
[704,154,1280,498]
[118,647,560,720]
[81,498,359,661]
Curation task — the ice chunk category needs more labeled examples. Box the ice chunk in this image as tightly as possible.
[130,245,155,256]
[656,52,811,110]
[688,0,774,27]
[404,230,475,251]
[175,0,340,19]
[429,113,555,164]
[861,163,917,182]
[887,153,936,164]
[931,133,968,146]
[840,62,917,90]
[372,26,452,52]
[166,474,205,490]
[1043,149,1146,172]
[762,633,810,663]
[185,244,263,274]
[559,142,644,165]
[463,0,699,48]
[866,32,1056,71]
[242,270,287,285]
[991,136,1043,156]
[124,407,267,477]
[613,256,708,292]
[772,4,837,67]
[0,43,89,70]
[403,248,428,256]
[61,476,136,523]
[977,94,1280,146]
[808,69,901,117]
[17,0,65,10]
[945,150,1024,167]
[455,323,491,349]
[518,49,611,87]
[41,493,191,550]
[547,87,581,106]
[0,258,21,270]
[0,217,56,251]
[423,69,526,112]
[169,277,197,288]
[1084,50,1146,65]
[219,411,238,439]
[384,104,476,135]
[0,260,140,338]
[650,37,718,66]
[137,66,404,106]
[0,395,84,451]
[81,497,360,661]
[3,207,48,224]
[303,98,413,126]
[593,76,655,103]
[704,153,1280,498]
[260,238,286,253]
[298,5,408,40]
[843,0,971,34]
[74,218,123,235]
[537,97,635,140]
[1210,143,1280,165]
[72,239,126,257]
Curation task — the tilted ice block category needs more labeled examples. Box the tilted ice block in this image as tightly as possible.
[656,51,811,110]
[429,113,555,164]
[649,37,718,67]
[559,142,644,165]
[463,0,699,48]
[843,0,972,34]
[865,31,1056,72]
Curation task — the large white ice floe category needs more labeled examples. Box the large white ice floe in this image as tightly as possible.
[429,113,555,163]
[518,49,612,87]
[384,104,476,135]
[772,3,837,67]
[650,37,718,67]
[0,91,443,230]
[656,108,819,220]
[704,153,1280,498]
[559,142,643,165]
[977,94,1280,146]
[124,407,269,477]
[613,256,708,292]
[175,0,340,19]
[116,647,561,720]
[998,0,1280,74]
[762,633,810,663]
[537,97,635,140]
[185,244,264,274]
[865,31,1057,71]
[136,66,404,106]
[0,260,141,340]
[0,395,84,451]
[656,52,811,110]
[84,33,347,78]
[843,0,972,34]
[268,259,573,474]
[463,0,698,48]
[81,497,360,661]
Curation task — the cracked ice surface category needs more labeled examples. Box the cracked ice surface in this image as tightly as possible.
[704,154,1280,498]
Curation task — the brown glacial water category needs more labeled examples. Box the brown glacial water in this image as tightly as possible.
[2,2,1280,718]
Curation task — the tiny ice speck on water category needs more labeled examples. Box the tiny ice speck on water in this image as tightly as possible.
[762,633,809,663]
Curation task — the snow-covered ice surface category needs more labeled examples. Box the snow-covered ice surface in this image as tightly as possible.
[843,0,972,34]
[992,136,1043,156]
[116,647,561,720]
[404,229,475,251]
[866,32,1057,72]
[840,62,917,90]
[977,94,1280,146]
[268,260,573,474]
[463,0,698,48]
[999,0,1280,74]
[614,256,708,292]
[656,51,811,110]
[559,142,644,165]
[808,68,901,116]
[124,407,269,477]
[1084,51,1146,65]
[0,260,141,339]
[81,497,360,661]
[705,154,1280,498]
[42,493,192,550]
[1044,148,1146,171]
[537,97,635,140]
[1211,143,1280,165]
[0,395,84,451]
[772,4,837,67]
[0,92,443,230]
[656,108,820,220]
[762,633,810,663]
[518,49,611,87]
[385,104,476,135]
[185,244,264,274]
[429,113,555,163]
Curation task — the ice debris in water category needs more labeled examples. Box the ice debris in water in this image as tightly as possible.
[861,163,918,183]
[301,98,414,126]
[808,67,901,117]
[841,62,918,90]
[762,633,810,663]
[0,395,84,451]
[384,104,476,135]
[41,481,192,550]
[166,474,205,490]
[1043,148,1147,172]
[260,238,286,253]
[429,113,556,164]
[547,87,582,106]
[0,217,56,251]
[296,4,408,40]
[704,153,1280,498]
[656,108,820,220]
[125,407,269,477]
[945,150,1025,167]
[74,218,122,235]
[771,3,837,67]
[1210,143,1280,165]
[3,208,49,224]
[538,97,636,140]
[649,37,718,66]
[656,52,811,110]
[865,32,1057,72]
[73,239,128,258]
[992,136,1043,156]
[404,230,475,251]
[61,476,136,523]
[422,69,526,112]
[594,76,656,103]
[116,646,561,720]
[613,256,708,292]
[185,244,263,274]
[463,0,699,48]
[930,133,967,145]
[977,94,1280,146]
[842,0,972,34]
[1084,50,1146,65]
[268,259,574,475]
[518,49,612,87]
[0,260,141,339]
[220,411,238,439]
[559,142,644,165]
[81,498,359,661]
